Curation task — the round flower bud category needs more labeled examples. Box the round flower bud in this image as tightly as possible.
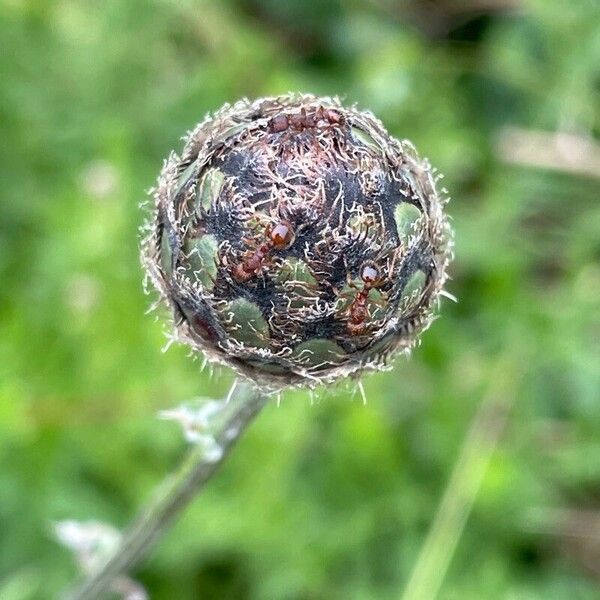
[142,94,453,389]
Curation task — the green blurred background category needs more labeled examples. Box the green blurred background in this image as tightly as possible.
[1,0,599,598]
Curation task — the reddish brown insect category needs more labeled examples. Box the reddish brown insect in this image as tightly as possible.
[267,106,344,134]
[346,263,382,336]
[233,220,295,282]
[291,108,317,130]
[268,114,289,133]
[315,105,345,126]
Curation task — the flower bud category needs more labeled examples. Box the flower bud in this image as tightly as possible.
[142,94,453,388]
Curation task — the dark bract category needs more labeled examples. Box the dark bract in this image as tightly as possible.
[142,94,453,388]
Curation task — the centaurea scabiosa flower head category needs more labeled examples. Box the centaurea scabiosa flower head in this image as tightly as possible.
[142,94,453,389]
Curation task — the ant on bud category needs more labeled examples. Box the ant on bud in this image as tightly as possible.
[233,220,295,282]
[316,105,344,126]
[268,114,291,134]
[267,105,345,134]
[345,263,383,336]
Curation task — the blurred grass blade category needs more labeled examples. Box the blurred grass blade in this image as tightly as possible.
[402,352,525,600]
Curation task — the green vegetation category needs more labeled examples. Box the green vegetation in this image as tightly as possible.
[1,1,598,598]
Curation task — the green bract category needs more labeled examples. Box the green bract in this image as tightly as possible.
[142,94,453,388]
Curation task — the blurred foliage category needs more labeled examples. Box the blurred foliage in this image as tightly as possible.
[0,0,599,598]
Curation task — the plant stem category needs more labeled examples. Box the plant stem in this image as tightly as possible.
[67,382,269,600]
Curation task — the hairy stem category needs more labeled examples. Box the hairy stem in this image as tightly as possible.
[67,382,269,600]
